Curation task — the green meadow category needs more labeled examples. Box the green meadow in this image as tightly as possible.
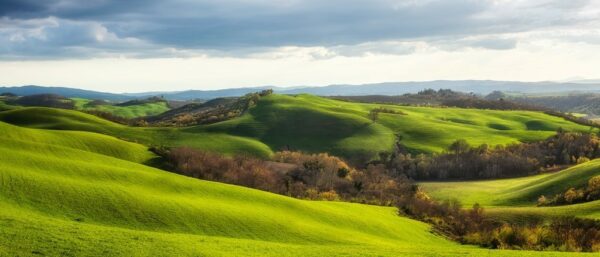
[1,93,599,256]
[0,107,274,158]
[201,94,596,157]
[3,94,592,162]
[72,98,171,118]
[0,120,596,256]
[420,159,600,221]
[0,95,591,159]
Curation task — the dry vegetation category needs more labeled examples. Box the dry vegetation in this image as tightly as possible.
[379,131,600,180]
[155,142,600,253]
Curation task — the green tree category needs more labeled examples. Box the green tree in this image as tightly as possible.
[449,139,470,155]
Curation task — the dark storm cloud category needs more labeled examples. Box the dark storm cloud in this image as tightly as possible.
[0,0,597,58]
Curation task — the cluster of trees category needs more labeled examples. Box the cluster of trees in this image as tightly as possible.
[159,147,284,193]
[333,89,478,106]
[380,132,600,180]
[158,147,414,205]
[538,176,600,206]
[273,151,415,204]
[397,194,600,251]
[115,96,166,106]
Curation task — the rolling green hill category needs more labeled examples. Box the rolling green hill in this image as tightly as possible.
[0,120,593,256]
[0,107,273,158]
[0,94,596,162]
[199,94,595,157]
[72,98,170,118]
[420,159,600,221]
[0,101,17,111]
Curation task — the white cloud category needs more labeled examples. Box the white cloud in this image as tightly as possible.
[2,37,600,92]
[1,0,600,89]
[0,16,151,58]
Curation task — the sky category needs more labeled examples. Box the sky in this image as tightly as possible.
[1,0,600,93]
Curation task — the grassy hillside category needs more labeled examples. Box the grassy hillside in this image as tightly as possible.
[200,94,595,156]
[0,107,273,158]
[0,101,17,111]
[1,120,594,256]
[420,160,600,221]
[0,94,596,162]
[72,98,170,118]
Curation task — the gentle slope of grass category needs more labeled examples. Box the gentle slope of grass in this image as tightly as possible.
[421,159,600,221]
[0,94,595,161]
[0,107,273,158]
[72,98,170,118]
[200,94,596,158]
[0,120,593,256]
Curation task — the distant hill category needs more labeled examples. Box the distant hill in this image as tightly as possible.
[0,85,132,101]
[277,80,600,96]
[136,80,600,100]
[72,97,171,119]
[2,94,595,163]
[3,81,600,101]
[125,87,274,101]
[508,93,600,120]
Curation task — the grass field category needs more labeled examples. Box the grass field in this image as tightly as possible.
[0,99,18,111]
[199,94,596,159]
[0,94,596,162]
[1,120,595,256]
[420,159,600,221]
[0,107,274,158]
[72,98,170,118]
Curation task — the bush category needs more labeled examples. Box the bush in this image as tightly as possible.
[396,193,600,252]
[540,175,600,206]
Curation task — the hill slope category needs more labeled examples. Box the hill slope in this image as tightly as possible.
[0,85,131,101]
[0,94,596,162]
[420,160,600,221]
[199,94,595,157]
[0,107,273,158]
[1,120,593,256]
[72,98,170,118]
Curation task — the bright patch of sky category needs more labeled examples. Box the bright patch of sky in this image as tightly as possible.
[1,0,599,92]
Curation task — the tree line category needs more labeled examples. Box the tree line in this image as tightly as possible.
[377,131,600,180]
[156,147,412,205]
[397,195,600,252]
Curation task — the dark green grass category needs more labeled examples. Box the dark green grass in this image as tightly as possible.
[72,98,170,118]
[0,100,19,111]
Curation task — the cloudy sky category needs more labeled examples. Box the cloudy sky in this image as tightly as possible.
[1,0,600,92]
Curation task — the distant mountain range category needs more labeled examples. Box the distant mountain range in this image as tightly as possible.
[2,80,600,101]
[0,85,131,101]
